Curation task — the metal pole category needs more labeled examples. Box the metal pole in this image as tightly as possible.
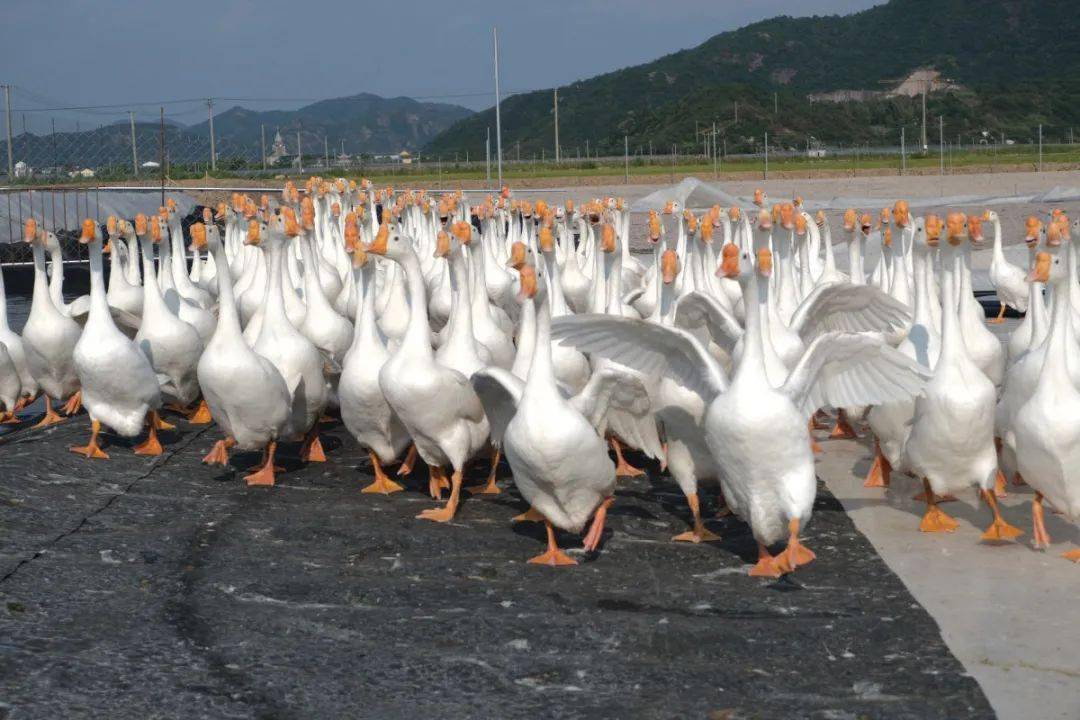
[492,26,503,187]
[297,129,303,173]
[939,116,944,175]
[712,123,718,179]
[553,89,559,163]
[921,84,928,150]
[129,111,139,177]
[324,135,329,169]
[207,98,216,172]
[159,107,165,207]
[624,135,629,184]
[1038,123,1043,172]
[261,124,267,170]
[900,126,905,175]
[51,117,56,172]
[764,131,769,180]
[2,85,13,179]
[485,127,491,184]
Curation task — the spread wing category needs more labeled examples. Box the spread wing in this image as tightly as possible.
[470,367,523,444]
[673,290,744,354]
[781,331,931,419]
[789,283,912,342]
[551,314,728,405]
[570,362,654,436]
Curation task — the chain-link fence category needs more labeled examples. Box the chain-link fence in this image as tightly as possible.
[3,86,1080,186]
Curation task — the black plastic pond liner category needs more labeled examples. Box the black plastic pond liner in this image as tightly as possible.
[0,414,992,719]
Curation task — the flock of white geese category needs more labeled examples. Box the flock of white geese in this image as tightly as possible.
[1,179,1078,575]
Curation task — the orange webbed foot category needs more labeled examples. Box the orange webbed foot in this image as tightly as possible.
[981,518,1023,542]
[187,399,213,425]
[749,545,784,578]
[299,433,327,462]
[829,412,859,440]
[582,497,614,552]
[527,547,578,566]
[672,526,722,543]
[62,391,82,416]
[416,505,456,523]
[396,444,418,477]
[70,442,109,459]
[202,438,235,466]
[1061,549,1080,562]
[919,505,959,533]
[361,451,404,495]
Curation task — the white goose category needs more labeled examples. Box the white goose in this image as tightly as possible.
[69,219,166,460]
[339,239,415,495]
[1014,248,1080,561]
[196,216,290,485]
[903,213,1022,540]
[985,209,1029,324]
[369,220,488,522]
[20,219,82,426]
[133,214,205,417]
[0,253,38,413]
[554,246,929,577]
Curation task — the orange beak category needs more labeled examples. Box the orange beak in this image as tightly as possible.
[517,264,538,300]
[245,220,261,245]
[24,218,38,242]
[719,244,740,278]
[506,241,527,269]
[367,224,389,255]
[189,222,207,251]
[79,219,96,244]
[843,209,857,231]
[600,224,616,253]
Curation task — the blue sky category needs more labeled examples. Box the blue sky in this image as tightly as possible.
[2,0,881,130]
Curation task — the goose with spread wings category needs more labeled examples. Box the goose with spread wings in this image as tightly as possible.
[551,246,929,577]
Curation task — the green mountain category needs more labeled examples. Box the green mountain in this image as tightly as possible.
[185,93,473,157]
[424,0,1080,158]
[7,93,472,177]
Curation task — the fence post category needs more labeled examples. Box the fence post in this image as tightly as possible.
[900,126,905,176]
[764,131,768,180]
[159,107,165,207]
[297,129,303,173]
[207,98,216,172]
[939,116,944,176]
[712,123,718,179]
[624,135,629,184]
[130,111,138,177]
[2,85,13,180]
[261,124,267,171]
[1038,124,1043,172]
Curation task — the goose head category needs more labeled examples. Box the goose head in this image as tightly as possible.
[779,203,795,232]
[661,248,680,285]
[966,214,985,247]
[981,209,998,224]
[517,263,538,302]
[103,216,118,254]
[842,208,858,237]
[753,188,767,207]
[505,240,528,269]
[944,212,967,246]
[600,223,617,254]
[924,215,942,248]
[1027,250,1066,285]
[77,218,100,246]
[1024,216,1042,249]
[188,221,207,254]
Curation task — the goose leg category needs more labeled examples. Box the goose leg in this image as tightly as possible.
[396,444,418,476]
[511,506,546,523]
[1062,549,1080,562]
[749,543,783,578]
[528,520,577,566]
[70,419,109,459]
[918,478,959,532]
[993,470,1008,498]
[62,390,82,416]
[988,302,1007,324]
[0,410,18,425]
[467,445,502,495]
[609,436,646,477]
[417,467,463,522]
[672,492,721,543]
[361,450,405,495]
[863,439,892,487]
[299,426,327,462]
[133,411,165,456]
[1032,492,1051,550]
[829,409,858,440]
[202,437,236,465]
[980,489,1024,542]
[582,496,614,552]
[34,396,65,428]
[776,518,816,572]
[428,465,448,500]
[244,441,279,487]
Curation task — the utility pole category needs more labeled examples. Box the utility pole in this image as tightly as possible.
[774,92,778,115]
[1039,123,1043,172]
[207,98,216,172]
[485,127,491,184]
[734,101,738,124]
[297,129,303,173]
[492,26,503,187]
[553,89,560,162]
[939,116,944,175]
[129,111,139,177]
[713,122,718,178]
[624,135,629,184]
[900,126,905,175]
[261,124,267,170]
[51,117,56,171]
[764,131,769,180]
[159,107,166,207]
[2,85,13,179]
[921,81,928,150]
[324,135,329,168]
